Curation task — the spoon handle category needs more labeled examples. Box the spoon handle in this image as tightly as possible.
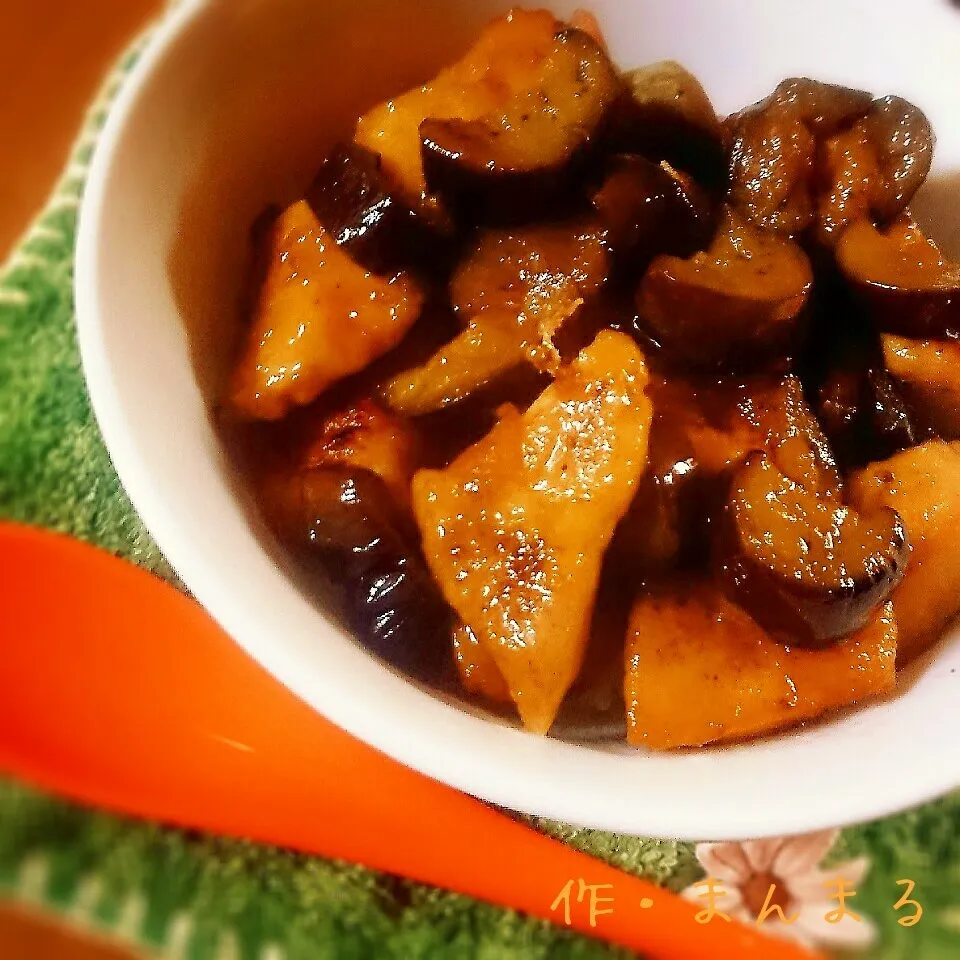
[0,523,818,960]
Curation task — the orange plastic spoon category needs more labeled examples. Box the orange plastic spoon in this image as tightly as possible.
[0,523,819,960]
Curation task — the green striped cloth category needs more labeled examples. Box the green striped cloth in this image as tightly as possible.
[1,27,960,960]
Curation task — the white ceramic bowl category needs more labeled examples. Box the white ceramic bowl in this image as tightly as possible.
[76,0,960,840]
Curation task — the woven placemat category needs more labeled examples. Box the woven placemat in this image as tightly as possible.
[1,22,960,960]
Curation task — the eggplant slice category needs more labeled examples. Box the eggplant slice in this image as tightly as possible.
[614,60,728,192]
[859,96,935,222]
[420,28,623,225]
[266,466,456,684]
[722,452,909,647]
[636,207,812,370]
[726,79,873,236]
[883,334,960,439]
[591,153,716,273]
[306,142,453,275]
[836,217,960,339]
[726,80,931,240]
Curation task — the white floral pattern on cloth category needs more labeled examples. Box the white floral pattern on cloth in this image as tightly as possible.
[681,830,876,952]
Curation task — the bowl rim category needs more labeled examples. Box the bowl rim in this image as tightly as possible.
[75,0,960,842]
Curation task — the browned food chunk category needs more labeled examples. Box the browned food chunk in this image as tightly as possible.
[772,78,874,133]
[300,400,420,506]
[229,201,424,420]
[614,60,727,191]
[727,80,931,242]
[734,373,842,495]
[449,219,609,326]
[722,453,908,647]
[726,78,872,235]
[858,96,935,221]
[636,208,813,369]
[728,103,816,235]
[817,98,933,245]
[816,123,887,246]
[412,331,652,733]
[648,375,837,488]
[420,28,623,224]
[264,465,455,682]
[883,334,960,439]
[355,9,562,212]
[615,372,840,574]
[836,217,960,339]
[801,258,920,466]
[627,60,720,133]
[814,361,918,467]
[625,586,897,749]
[849,441,960,662]
[305,142,452,276]
[591,154,716,271]
[383,219,609,414]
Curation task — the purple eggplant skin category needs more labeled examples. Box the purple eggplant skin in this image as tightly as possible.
[591,153,717,273]
[420,28,624,227]
[719,452,909,648]
[859,95,935,221]
[815,363,919,468]
[420,119,595,226]
[306,141,455,277]
[270,465,456,685]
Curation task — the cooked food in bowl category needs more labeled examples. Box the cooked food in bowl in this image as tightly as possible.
[224,7,960,749]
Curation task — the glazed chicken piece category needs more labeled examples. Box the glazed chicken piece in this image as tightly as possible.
[230,201,423,420]
[625,587,897,749]
[413,331,652,733]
